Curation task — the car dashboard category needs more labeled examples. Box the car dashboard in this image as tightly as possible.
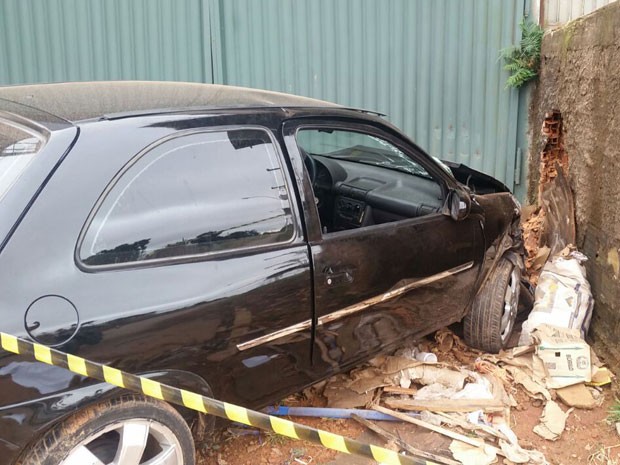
[311,155,444,233]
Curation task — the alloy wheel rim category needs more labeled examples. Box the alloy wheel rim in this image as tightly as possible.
[59,419,183,465]
[500,267,520,343]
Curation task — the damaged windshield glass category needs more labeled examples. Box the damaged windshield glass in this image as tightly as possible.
[297,129,431,178]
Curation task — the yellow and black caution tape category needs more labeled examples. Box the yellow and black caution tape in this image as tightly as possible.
[0,332,437,465]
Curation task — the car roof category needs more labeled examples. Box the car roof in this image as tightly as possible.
[0,81,341,124]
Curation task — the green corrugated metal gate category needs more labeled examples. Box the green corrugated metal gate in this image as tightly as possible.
[0,0,528,196]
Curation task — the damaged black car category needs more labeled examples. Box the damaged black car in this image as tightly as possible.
[0,82,523,465]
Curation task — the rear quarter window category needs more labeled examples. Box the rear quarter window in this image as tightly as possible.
[79,128,295,268]
[0,120,46,201]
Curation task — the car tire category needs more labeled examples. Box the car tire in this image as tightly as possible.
[18,394,195,465]
[464,257,521,353]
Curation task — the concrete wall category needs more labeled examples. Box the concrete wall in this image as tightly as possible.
[532,0,618,29]
[528,1,620,364]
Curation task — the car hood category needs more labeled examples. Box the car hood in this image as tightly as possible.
[440,160,511,195]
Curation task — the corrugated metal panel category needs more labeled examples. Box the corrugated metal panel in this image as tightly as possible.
[533,0,618,27]
[0,0,211,84]
[216,0,524,187]
[0,0,525,189]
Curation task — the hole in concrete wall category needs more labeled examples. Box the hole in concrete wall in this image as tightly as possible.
[522,110,576,285]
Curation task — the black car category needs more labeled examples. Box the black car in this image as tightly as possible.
[0,81,523,465]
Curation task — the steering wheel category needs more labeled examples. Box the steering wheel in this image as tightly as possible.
[301,148,317,185]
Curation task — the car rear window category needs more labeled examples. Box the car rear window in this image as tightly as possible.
[0,120,45,201]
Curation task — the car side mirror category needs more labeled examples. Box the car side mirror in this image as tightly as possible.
[443,189,471,221]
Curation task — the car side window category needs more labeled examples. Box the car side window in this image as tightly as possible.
[79,128,294,267]
[295,127,443,234]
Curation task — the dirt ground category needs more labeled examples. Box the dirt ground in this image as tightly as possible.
[195,330,619,465]
[196,387,619,465]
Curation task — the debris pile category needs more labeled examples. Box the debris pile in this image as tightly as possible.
[235,110,613,465]
[282,325,613,465]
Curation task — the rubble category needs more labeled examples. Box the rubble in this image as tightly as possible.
[273,325,616,464]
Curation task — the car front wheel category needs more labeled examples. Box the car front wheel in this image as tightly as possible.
[464,257,521,353]
[18,395,195,465]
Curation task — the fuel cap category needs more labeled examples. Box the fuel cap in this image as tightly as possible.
[25,295,79,346]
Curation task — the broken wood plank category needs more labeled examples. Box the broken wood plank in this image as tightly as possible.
[382,386,418,395]
[351,414,459,465]
[383,397,505,413]
[372,405,504,457]
[432,411,509,442]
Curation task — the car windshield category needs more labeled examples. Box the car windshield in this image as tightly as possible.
[297,129,431,178]
[0,120,45,201]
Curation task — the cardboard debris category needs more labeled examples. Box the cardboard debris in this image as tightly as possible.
[381,355,422,374]
[347,367,392,394]
[533,400,570,441]
[531,245,551,272]
[556,383,600,409]
[434,328,481,365]
[504,365,551,401]
[448,440,497,465]
[533,324,592,388]
[323,375,375,408]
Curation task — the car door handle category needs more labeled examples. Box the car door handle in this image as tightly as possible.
[324,269,354,286]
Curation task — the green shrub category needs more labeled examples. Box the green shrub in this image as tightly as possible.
[500,19,544,89]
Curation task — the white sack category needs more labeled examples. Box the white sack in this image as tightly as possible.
[519,249,593,346]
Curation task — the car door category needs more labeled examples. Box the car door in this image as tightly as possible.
[282,119,484,372]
